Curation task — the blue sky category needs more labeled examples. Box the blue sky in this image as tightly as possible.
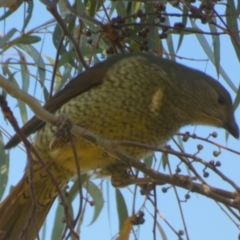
[0,1,240,240]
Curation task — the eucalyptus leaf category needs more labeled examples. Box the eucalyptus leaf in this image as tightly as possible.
[0,132,9,201]
[176,7,188,52]
[226,0,240,62]
[51,198,65,240]
[115,188,128,230]
[0,28,17,48]
[209,20,220,77]
[17,35,41,44]
[83,180,104,225]
[21,0,34,32]
[190,20,237,93]
[15,48,30,98]
[165,16,175,61]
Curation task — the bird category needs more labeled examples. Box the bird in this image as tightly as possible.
[0,53,238,240]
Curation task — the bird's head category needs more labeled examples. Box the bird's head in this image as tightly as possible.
[176,69,239,139]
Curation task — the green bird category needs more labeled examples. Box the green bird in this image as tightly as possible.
[0,53,238,240]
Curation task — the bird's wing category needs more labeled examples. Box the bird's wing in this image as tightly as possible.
[5,55,125,149]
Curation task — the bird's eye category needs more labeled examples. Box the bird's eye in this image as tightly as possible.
[218,95,225,105]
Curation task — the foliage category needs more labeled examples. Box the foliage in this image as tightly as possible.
[0,0,240,239]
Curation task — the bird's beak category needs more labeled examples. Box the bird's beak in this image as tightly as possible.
[224,117,239,139]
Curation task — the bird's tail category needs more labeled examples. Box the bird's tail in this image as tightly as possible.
[0,175,56,240]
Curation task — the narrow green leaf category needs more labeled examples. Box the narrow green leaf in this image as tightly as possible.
[56,65,72,93]
[190,20,237,93]
[51,195,74,240]
[115,188,128,230]
[83,180,104,225]
[114,1,127,17]
[45,56,63,94]
[58,0,68,14]
[145,4,162,53]
[0,28,17,48]
[17,35,41,44]
[143,154,154,169]
[165,16,175,61]
[126,2,132,16]
[52,23,66,54]
[176,7,188,52]
[65,176,103,228]
[51,198,65,240]
[169,27,204,35]
[15,48,30,94]
[87,0,101,18]
[22,1,34,32]
[0,132,9,201]
[76,0,86,12]
[4,67,28,124]
[128,41,141,53]
[0,8,15,21]
[16,43,46,80]
[161,153,168,170]
[226,0,240,62]
[133,1,141,12]
[58,51,77,69]
[16,43,48,100]
[109,2,116,18]
[176,135,184,152]
[209,21,220,77]
[18,97,29,124]
[68,174,87,201]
